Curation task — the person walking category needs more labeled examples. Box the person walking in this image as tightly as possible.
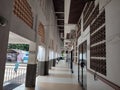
[14,52,22,73]
[14,62,19,73]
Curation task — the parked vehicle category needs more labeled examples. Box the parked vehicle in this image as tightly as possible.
[6,49,29,63]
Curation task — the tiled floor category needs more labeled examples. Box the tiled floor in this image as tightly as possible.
[13,60,82,90]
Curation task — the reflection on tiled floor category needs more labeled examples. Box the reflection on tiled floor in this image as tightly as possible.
[14,60,82,90]
[49,73,73,78]
[37,82,81,90]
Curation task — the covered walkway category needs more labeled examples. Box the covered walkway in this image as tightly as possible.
[0,0,120,90]
[14,60,82,90]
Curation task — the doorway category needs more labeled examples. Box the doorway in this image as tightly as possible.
[78,41,87,90]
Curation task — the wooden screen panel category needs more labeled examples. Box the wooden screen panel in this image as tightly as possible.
[38,23,45,43]
[90,9,106,76]
[90,43,106,57]
[90,59,106,75]
[90,26,105,45]
[83,1,95,31]
[13,0,33,28]
[77,19,81,39]
[83,1,95,24]
[83,3,99,31]
[83,2,91,19]
[90,10,105,34]
[84,4,99,31]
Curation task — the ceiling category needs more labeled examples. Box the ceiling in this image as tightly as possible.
[68,0,85,24]
[53,0,64,39]
[8,32,32,44]
[52,0,85,39]
[52,0,95,50]
[68,0,95,24]
[52,0,90,50]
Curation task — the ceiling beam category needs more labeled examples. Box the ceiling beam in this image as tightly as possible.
[55,12,64,14]
[59,29,64,31]
[57,19,64,20]
[57,25,64,27]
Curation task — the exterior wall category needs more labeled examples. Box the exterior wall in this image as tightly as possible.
[77,0,120,89]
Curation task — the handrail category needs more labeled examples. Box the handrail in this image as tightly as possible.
[4,65,26,84]
[87,69,120,90]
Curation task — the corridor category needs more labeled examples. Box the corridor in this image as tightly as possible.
[0,0,120,90]
[14,60,82,90]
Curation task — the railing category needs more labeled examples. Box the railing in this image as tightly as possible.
[4,64,27,84]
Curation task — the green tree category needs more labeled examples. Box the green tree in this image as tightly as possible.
[8,44,29,51]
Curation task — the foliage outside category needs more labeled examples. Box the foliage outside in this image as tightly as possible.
[8,44,29,51]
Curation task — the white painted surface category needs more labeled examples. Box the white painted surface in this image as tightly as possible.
[87,72,114,90]
[10,14,36,42]
[10,0,62,62]
[65,0,71,24]
[99,0,111,11]
[106,0,120,86]
[64,24,76,39]
[77,0,120,89]
[28,42,37,64]
[8,32,32,44]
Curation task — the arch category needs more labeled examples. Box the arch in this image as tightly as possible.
[38,23,45,43]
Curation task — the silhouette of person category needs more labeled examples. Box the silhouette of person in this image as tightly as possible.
[14,52,22,73]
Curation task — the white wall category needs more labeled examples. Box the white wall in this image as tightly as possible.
[87,72,113,90]
[8,0,62,62]
[106,0,120,86]
[28,42,37,64]
[10,14,36,42]
[35,0,62,60]
[77,0,120,89]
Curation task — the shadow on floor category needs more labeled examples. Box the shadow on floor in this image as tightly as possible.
[3,83,21,90]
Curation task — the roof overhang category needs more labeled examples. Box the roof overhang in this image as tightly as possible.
[53,0,64,38]
[68,0,85,24]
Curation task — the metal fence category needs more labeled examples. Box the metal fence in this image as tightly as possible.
[4,64,27,84]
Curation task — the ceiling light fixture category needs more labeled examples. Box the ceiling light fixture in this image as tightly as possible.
[0,16,7,27]
[82,0,95,2]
